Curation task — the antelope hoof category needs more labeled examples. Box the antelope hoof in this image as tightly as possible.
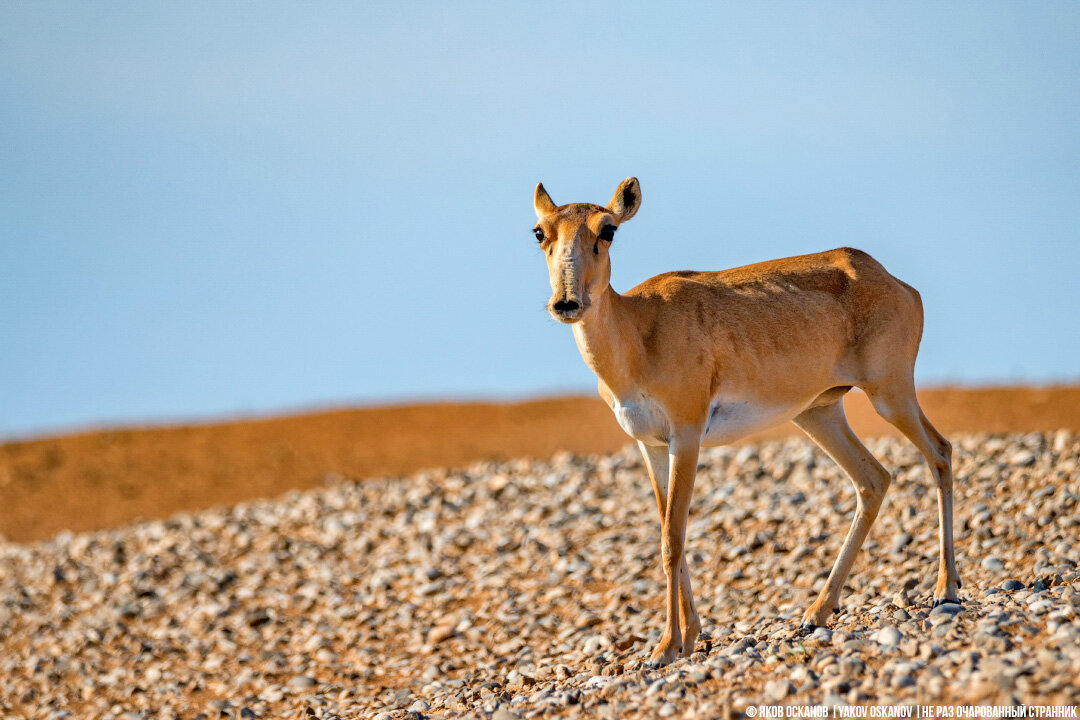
[933,578,961,606]
[648,638,682,667]
[932,597,962,609]
[800,601,838,628]
[680,622,702,658]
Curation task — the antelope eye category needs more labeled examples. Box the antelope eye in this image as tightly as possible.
[533,227,545,242]
[599,224,616,241]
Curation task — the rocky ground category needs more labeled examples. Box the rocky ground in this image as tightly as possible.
[1,431,1078,719]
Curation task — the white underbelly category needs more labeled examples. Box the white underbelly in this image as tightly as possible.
[701,399,794,446]
[609,392,800,448]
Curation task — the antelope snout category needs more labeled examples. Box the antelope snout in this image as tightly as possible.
[549,296,584,323]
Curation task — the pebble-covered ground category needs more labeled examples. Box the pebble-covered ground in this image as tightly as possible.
[2,431,1078,719]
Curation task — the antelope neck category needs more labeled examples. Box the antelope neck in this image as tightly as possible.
[571,284,641,397]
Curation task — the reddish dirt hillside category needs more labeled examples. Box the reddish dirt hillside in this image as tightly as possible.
[1,385,1078,543]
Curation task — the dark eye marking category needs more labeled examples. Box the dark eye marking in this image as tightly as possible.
[598,224,616,242]
[593,242,598,255]
[533,227,545,242]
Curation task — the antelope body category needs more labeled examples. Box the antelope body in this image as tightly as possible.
[532,178,960,666]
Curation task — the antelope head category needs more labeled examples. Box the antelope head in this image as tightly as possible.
[532,177,641,324]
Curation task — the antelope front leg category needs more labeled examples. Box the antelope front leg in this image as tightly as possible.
[639,443,702,657]
[649,436,700,666]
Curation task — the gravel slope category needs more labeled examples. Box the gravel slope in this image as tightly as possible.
[2,431,1078,719]
[5,385,1080,544]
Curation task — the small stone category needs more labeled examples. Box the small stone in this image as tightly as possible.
[262,687,284,703]
[407,700,431,712]
[892,674,916,689]
[891,532,914,554]
[1002,579,1025,591]
[240,710,257,720]
[118,602,141,619]
[875,626,903,647]
[289,675,316,689]
[1010,450,1036,466]
[765,679,794,701]
[492,709,520,720]
[982,557,1005,572]
[427,624,456,644]
[1027,599,1052,614]
[931,603,963,617]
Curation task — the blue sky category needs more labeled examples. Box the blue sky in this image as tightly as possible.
[1,2,1078,437]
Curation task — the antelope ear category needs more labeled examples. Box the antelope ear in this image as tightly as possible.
[534,182,557,217]
[608,177,641,222]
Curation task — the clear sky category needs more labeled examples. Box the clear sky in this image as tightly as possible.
[2,2,1078,438]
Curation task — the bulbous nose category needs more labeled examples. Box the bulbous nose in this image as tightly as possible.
[553,299,580,313]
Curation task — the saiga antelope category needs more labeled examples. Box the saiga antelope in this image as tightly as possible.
[532,178,959,666]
